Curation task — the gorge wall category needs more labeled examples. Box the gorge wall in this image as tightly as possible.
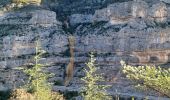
[0,0,170,99]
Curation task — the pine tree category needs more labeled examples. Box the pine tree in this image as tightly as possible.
[81,53,112,100]
[22,41,52,100]
[16,41,65,100]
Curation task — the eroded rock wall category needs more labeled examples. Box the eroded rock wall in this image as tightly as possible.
[0,0,170,99]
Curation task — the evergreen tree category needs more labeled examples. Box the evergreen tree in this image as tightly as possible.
[22,41,52,100]
[81,53,112,100]
[16,41,65,100]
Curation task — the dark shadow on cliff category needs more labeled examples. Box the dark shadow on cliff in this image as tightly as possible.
[0,90,11,100]
[46,0,133,21]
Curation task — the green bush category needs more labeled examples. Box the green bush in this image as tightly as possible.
[81,53,112,100]
[121,61,170,98]
[12,0,41,5]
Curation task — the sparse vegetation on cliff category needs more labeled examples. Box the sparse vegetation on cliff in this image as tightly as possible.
[21,41,52,100]
[121,61,170,98]
[14,41,65,100]
[81,53,112,100]
[12,0,41,5]
[9,89,34,100]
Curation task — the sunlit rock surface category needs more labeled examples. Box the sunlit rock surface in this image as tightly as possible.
[0,0,170,99]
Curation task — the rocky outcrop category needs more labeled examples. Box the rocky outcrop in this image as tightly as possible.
[68,1,170,66]
[69,1,169,26]
[0,7,59,25]
[0,0,170,99]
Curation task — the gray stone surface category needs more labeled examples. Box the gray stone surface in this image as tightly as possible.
[160,0,170,4]
[69,14,93,25]
[69,1,170,26]
[0,9,60,26]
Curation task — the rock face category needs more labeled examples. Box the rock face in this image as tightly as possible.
[0,0,170,99]
[0,5,67,90]
[160,0,170,4]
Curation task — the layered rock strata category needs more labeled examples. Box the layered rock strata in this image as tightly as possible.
[0,0,170,99]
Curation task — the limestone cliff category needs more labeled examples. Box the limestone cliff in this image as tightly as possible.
[0,0,170,99]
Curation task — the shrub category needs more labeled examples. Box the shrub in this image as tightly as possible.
[12,0,41,5]
[121,61,170,98]
[9,89,34,100]
[51,92,65,100]
[9,89,65,100]
[81,53,112,100]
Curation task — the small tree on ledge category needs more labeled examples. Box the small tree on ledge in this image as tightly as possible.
[22,41,52,100]
[81,52,112,100]
[15,41,65,100]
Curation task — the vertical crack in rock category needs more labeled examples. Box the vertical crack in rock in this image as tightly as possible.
[64,36,75,86]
